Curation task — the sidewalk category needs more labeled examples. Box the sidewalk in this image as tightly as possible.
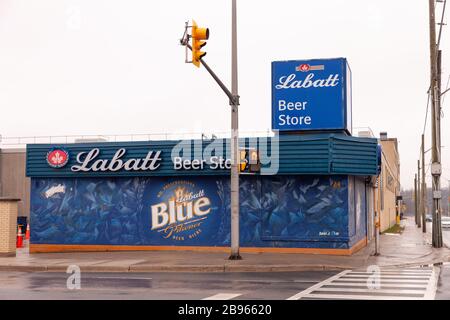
[1,217,448,273]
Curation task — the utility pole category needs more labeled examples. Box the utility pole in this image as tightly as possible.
[415,174,418,226]
[421,136,426,232]
[417,161,422,229]
[429,0,443,247]
[229,0,241,260]
[447,179,450,216]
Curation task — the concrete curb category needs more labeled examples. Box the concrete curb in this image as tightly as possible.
[0,254,448,273]
[129,265,226,273]
[0,264,353,273]
[0,265,48,272]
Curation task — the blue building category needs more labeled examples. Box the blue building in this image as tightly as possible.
[26,57,380,255]
[26,133,379,255]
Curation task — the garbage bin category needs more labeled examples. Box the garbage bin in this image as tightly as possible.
[17,216,27,230]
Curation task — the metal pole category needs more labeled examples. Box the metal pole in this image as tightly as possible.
[229,0,241,260]
[429,0,443,247]
[374,181,380,255]
[421,136,426,232]
[181,19,241,258]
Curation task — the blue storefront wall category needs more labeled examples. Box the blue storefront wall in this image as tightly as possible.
[30,174,367,249]
[27,134,376,252]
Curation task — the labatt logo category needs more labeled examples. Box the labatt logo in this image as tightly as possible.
[151,181,211,241]
[275,73,340,90]
[276,63,339,90]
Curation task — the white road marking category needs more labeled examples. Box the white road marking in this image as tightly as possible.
[341,274,431,279]
[288,267,440,300]
[300,293,419,300]
[93,277,153,281]
[203,293,242,300]
[333,278,429,283]
[424,266,440,300]
[349,271,432,276]
[287,270,351,300]
[315,287,425,295]
[323,282,428,289]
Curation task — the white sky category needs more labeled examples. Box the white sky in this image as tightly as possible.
[0,0,449,189]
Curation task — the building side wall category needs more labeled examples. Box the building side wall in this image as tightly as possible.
[379,139,401,232]
[0,150,30,219]
[348,176,368,246]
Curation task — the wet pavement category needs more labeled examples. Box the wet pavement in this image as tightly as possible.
[435,263,450,300]
[2,217,449,273]
[0,271,337,300]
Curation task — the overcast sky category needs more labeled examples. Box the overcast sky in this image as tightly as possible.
[0,0,449,189]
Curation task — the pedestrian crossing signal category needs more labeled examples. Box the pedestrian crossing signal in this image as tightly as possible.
[239,148,261,173]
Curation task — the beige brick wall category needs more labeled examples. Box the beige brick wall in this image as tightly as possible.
[0,200,18,256]
[379,139,401,232]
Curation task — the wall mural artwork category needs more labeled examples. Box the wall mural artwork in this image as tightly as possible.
[30,175,365,249]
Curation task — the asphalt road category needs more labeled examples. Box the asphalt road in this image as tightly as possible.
[428,223,450,300]
[442,227,450,246]
[0,271,337,300]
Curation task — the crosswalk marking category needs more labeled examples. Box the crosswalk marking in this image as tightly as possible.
[424,266,439,300]
[298,293,419,300]
[288,266,440,300]
[333,278,429,283]
[314,287,426,295]
[203,293,242,300]
[323,282,428,289]
[286,270,351,300]
[345,274,430,280]
[349,271,432,276]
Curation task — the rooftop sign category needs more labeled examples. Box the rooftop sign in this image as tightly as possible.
[272,58,352,133]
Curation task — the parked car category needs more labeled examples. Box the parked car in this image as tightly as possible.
[426,214,433,222]
[442,216,450,228]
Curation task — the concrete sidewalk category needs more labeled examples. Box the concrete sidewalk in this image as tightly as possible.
[0,217,448,273]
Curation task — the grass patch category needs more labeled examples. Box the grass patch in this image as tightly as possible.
[382,224,405,234]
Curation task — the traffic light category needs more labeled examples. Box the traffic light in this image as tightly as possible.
[248,149,261,173]
[191,20,209,67]
[239,148,261,173]
[239,150,248,172]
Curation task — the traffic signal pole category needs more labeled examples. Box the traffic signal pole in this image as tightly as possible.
[229,0,241,260]
[182,47,241,258]
[181,0,241,260]
[186,44,236,102]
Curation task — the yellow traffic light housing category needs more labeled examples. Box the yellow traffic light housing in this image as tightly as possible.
[239,148,261,173]
[191,20,209,67]
[239,150,248,172]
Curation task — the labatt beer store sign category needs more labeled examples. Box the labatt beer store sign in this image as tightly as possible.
[150,181,212,241]
[272,58,352,133]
